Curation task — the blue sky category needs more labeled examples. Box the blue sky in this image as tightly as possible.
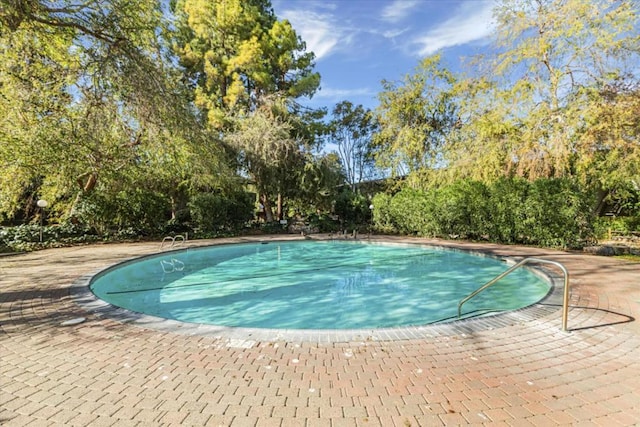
[272,0,496,112]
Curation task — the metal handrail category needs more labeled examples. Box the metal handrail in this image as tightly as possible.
[160,234,187,249]
[457,257,570,331]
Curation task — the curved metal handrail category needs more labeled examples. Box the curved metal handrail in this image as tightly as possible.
[160,234,187,249]
[457,257,570,331]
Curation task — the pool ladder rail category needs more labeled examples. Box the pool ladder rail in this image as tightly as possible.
[161,234,187,249]
[457,257,570,331]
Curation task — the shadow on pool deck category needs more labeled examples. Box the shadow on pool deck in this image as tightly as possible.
[562,306,635,331]
[1,235,639,426]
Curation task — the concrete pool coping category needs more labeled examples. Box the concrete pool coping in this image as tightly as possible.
[70,236,567,343]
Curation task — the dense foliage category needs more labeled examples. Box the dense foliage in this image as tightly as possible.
[0,0,335,245]
[333,190,372,231]
[1,0,638,252]
[372,178,595,249]
[374,0,640,214]
[0,223,100,253]
[188,191,254,234]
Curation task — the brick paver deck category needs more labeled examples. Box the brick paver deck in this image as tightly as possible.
[1,235,639,426]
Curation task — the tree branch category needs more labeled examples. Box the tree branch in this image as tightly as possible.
[26,12,122,44]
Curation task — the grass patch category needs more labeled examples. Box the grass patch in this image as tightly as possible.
[614,254,640,262]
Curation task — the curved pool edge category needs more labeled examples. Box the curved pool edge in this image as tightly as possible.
[70,236,566,343]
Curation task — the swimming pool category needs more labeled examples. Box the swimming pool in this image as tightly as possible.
[89,240,551,330]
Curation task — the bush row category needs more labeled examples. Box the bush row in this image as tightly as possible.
[187,191,255,235]
[0,223,101,253]
[371,178,595,248]
[73,189,255,236]
[0,190,258,252]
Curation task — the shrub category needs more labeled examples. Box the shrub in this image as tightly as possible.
[334,191,371,230]
[307,213,341,233]
[74,189,170,235]
[521,179,593,248]
[435,180,491,239]
[593,215,640,240]
[486,177,529,243]
[370,177,595,248]
[371,193,394,233]
[0,223,100,252]
[388,188,439,236]
[188,191,254,233]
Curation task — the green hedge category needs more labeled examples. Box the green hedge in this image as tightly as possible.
[372,178,595,248]
[333,191,372,230]
[0,190,256,252]
[75,188,170,235]
[0,223,100,252]
[188,191,254,234]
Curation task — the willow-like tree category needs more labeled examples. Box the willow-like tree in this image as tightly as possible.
[0,1,230,223]
[226,104,302,222]
[442,77,523,183]
[454,0,640,184]
[575,82,640,213]
[374,54,459,186]
[294,152,345,213]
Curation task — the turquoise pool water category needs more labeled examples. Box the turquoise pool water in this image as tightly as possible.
[90,241,550,329]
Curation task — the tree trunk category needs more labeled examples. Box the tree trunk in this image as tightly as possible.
[261,194,274,222]
[277,193,283,221]
[170,196,177,220]
[83,172,98,193]
[68,172,98,221]
[593,188,610,217]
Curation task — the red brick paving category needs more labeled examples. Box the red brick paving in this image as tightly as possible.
[1,236,639,426]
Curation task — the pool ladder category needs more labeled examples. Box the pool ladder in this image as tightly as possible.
[161,234,187,249]
[457,258,570,331]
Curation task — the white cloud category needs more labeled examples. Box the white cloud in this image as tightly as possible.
[315,2,338,11]
[412,1,495,57]
[281,10,343,61]
[381,0,420,23]
[382,27,409,39]
[314,86,375,100]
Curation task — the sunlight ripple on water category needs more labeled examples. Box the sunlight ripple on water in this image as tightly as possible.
[90,241,550,329]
